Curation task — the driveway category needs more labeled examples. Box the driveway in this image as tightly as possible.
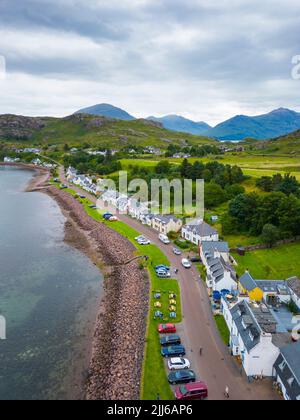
[59,168,279,400]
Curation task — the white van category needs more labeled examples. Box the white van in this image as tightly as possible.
[159,234,170,244]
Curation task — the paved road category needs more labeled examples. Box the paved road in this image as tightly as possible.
[59,168,279,400]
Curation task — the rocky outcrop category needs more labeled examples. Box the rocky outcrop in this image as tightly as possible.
[46,186,150,400]
[0,114,48,140]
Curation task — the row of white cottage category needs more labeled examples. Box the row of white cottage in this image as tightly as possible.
[66,167,97,195]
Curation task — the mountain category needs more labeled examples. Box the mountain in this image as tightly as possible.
[147,115,211,135]
[0,113,214,148]
[75,103,135,121]
[204,108,300,141]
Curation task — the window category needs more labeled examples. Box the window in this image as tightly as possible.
[279,360,286,372]
[287,377,294,387]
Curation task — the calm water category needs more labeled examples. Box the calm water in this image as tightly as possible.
[0,166,103,400]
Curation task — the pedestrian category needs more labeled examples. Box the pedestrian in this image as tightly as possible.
[225,386,230,399]
[156,393,160,401]
[199,347,203,356]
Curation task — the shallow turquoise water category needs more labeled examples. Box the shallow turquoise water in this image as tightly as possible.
[0,166,103,400]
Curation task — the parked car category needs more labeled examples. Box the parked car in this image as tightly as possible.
[168,358,191,371]
[160,335,181,347]
[181,259,192,269]
[108,216,118,222]
[158,324,177,334]
[156,270,171,279]
[161,345,186,358]
[173,248,182,256]
[103,213,113,220]
[156,265,170,272]
[190,256,201,263]
[135,236,151,245]
[174,382,208,400]
[159,234,170,244]
[168,370,196,385]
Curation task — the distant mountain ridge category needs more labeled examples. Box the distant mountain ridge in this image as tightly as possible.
[75,103,135,121]
[147,115,211,135]
[73,104,300,140]
[204,108,300,141]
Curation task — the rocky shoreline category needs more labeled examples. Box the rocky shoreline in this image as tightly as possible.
[24,166,150,400]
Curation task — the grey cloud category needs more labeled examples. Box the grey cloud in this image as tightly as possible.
[0,0,299,120]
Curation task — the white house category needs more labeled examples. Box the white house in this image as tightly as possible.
[206,256,238,292]
[200,241,230,269]
[152,215,183,234]
[273,341,300,400]
[128,199,149,220]
[225,300,290,378]
[182,219,219,245]
[287,277,300,310]
[66,167,77,181]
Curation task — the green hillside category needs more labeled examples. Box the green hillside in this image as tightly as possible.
[249,129,300,155]
[0,113,215,149]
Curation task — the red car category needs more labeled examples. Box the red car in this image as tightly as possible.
[175,382,208,400]
[158,323,177,334]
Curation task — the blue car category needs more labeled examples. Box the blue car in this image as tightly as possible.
[161,345,186,358]
[156,265,170,272]
[103,213,113,220]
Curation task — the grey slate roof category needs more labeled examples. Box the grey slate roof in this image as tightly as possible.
[201,241,229,254]
[239,272,257,292]
[287,277,300,298]
[255,280,290,295]
[184,221,218,237]
[274,341,300,400]
[230,301,277,352]
[154,214,181,224]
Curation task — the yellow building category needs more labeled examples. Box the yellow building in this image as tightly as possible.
[239,272,264,302]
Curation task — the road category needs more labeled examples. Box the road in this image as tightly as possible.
[59,167,278,400]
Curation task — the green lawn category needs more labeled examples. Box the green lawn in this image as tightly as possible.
[53,182,181,400]
[234,242,300,280]
[214,315,230,346]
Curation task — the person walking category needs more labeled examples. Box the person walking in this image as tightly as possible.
[199,347,203,356]
[225,386,230,399]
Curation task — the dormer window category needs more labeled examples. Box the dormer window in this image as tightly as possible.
[279,360,286,372]
[249,331,255,341]
[242,319,247,330]
[287,377,294,387]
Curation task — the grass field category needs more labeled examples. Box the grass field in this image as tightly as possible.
[234,241,300,279]
[120,154,300,181]
[214,315,230,346]
[54,182,181,400]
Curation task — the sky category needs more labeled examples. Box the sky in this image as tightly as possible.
[0,0,299,126]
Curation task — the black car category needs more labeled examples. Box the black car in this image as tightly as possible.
[190,256,201,263]
[161,345,186,358]
[160,335,181,347]
[168,370,196,385]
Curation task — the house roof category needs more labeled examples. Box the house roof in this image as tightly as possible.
[154,215,181,224]
[255,280,290,295]
[287,277,300,298]
[274,342,300,400]
[231,301,278,352]
[202,241,229,254]
[239,272,258,292]
[184,220,218,237]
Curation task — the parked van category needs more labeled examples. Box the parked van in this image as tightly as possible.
[159,234,170,244]
[175,382,208,400]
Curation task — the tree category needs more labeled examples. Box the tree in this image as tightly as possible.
[155,160,171,175]
[228,193,259,231]
[261,224,280,248]
[225,184,245,200]
[205,182,226,208]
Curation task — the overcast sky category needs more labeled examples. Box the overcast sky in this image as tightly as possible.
[0,0,299,125]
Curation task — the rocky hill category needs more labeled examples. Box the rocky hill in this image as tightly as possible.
[0,113,214,148]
